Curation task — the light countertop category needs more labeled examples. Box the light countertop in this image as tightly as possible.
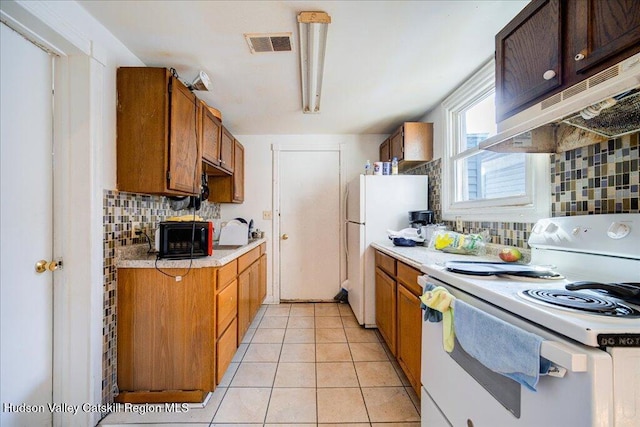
[117,238,267,269]
[371,240,526,271]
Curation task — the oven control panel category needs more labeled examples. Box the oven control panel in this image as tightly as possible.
[529,214,640,259]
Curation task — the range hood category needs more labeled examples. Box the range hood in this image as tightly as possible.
[480,52,640,152]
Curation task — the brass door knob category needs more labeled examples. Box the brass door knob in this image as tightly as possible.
[281,234,289,240]
[35,259,62,274]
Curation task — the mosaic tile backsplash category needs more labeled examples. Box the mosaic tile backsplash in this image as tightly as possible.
[102,190,220,405]
[403,133,639,249]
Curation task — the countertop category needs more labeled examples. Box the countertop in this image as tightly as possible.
[371,240,523,272]
[117,238,267,269]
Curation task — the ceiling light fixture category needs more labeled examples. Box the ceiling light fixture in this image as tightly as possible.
[297,11,331,114]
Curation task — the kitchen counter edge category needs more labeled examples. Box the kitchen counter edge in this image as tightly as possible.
[117,238,267,269]
[371,240,501,272]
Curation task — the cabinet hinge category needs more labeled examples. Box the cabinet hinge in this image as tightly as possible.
[166,170,171,181]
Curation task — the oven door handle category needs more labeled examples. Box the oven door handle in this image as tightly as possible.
[540,341,588,373]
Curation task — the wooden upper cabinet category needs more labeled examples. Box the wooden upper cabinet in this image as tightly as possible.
[379,138,390,162]
[571,0,640,74]
[390,128,404,161]
[380,122,433,171]
[117,67,201,196]
[495,0,562,121]
[207,139,244,203]
[219,127,235,174]
[233,140,245,203]
[201,102,222,167]
[495,0,640,122]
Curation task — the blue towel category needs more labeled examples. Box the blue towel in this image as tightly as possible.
[453,300,550,391]
[421,282,443,323]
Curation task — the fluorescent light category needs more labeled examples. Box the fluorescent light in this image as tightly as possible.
[297,11,331,114]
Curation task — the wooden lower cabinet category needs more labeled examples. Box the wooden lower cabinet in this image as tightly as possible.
[116,268,216,403]
[237,246,265,341]
[397,283,423,396]
[116,242,268,402]
[375,267,397,356]
[374,249,422,400]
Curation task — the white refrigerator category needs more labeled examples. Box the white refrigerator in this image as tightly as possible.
[345,175,429,327]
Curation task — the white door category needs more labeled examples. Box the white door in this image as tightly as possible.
[279,150,341,300]
[0,23,54,426]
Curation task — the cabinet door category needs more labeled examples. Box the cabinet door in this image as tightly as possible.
[259,253,267,305]
[216,317,237,385]
[219,127,235,173]
[397,284,422,397]
[249,261,261,320]
[390,128,404,162]
[201,103,222,166]
[237,268,251,341]
[375,267,397,356]
[572,0,640,74]
[495,0,562,121]
[216,279,238,337]
[379,139,390,162]
[168,77,201,193]
[117,268,215,392]
[233,140,244,202]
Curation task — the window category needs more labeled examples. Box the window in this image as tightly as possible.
[442,60,550,222]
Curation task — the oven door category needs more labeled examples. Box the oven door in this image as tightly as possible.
[420,275,615,427]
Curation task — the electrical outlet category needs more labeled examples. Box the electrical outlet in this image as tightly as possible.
[131,221,141,235]
[263,211,272,220]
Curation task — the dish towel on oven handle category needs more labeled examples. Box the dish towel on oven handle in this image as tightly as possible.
[453,299,551,391]
[420,284,455,352]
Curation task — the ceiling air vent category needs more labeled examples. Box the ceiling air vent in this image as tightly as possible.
[244,33,293,53]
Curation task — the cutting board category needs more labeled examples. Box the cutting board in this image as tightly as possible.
[444,261,563,279]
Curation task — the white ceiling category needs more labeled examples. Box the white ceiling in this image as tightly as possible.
[78,0,528,135]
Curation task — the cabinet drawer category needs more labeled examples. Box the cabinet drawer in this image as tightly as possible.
[238,247,260,273]
[397,262,422,296]
[375,250,396,276]
[260,242,267,255]
[216,317,238,385]
[217,259,237,290]
[217,279,238,336]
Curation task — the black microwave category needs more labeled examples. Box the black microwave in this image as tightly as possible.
[157,221,213,259]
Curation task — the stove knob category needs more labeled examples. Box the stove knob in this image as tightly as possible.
[544,222,558,234]
[607,222,630,239]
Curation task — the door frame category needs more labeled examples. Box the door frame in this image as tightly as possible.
[1,2,105,426]
[270,143,346,303]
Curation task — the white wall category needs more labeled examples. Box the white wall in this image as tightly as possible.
[221,134,383,302]
[0,1,143,425]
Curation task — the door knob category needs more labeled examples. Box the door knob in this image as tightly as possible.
[35,259,62,274]
[281,234,289,240]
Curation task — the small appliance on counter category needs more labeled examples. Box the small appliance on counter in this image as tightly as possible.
[157,221,213,259]
[218,220,249,246]
[409,210,434,228]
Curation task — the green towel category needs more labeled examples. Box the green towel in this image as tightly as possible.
[420,286,456,352]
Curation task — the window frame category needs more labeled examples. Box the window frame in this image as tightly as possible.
[441,59,550,223]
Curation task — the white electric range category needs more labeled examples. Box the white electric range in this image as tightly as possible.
[419,214,640,427]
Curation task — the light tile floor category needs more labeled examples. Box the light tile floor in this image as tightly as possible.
[100,302,421,427]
